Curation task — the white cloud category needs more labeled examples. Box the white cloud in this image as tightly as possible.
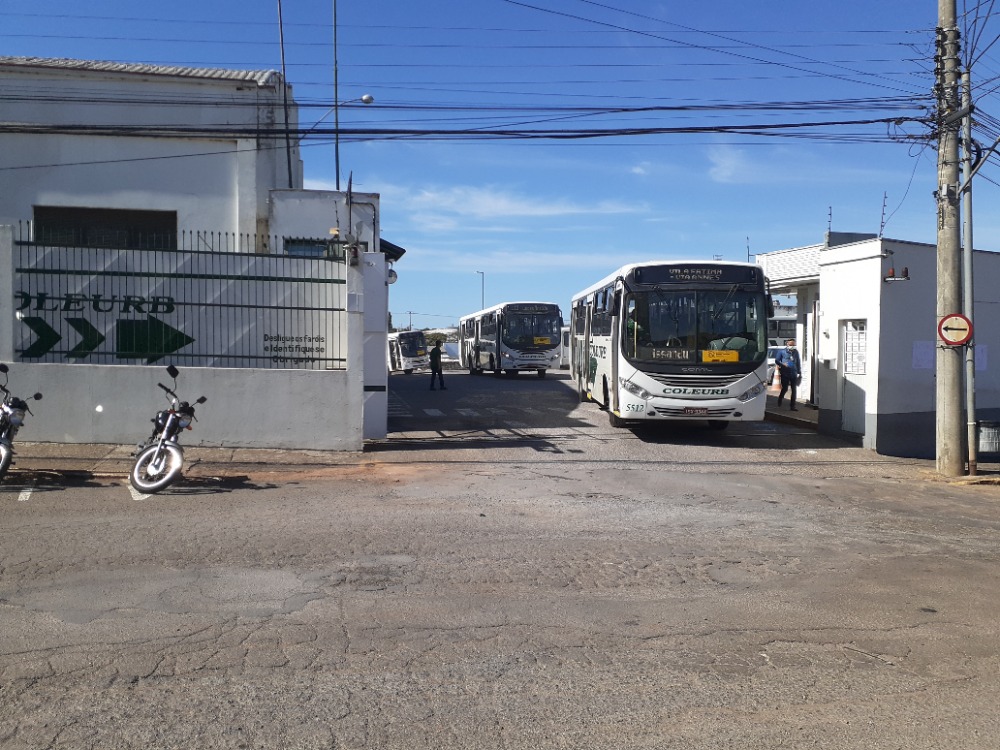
[707,145,754,184]
[371,180,641,220]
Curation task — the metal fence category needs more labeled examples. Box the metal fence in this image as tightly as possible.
[11,237,348,370]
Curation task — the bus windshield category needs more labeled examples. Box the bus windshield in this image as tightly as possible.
[622,288,768,366]
[502,310,561,349]
[397,331,428,357]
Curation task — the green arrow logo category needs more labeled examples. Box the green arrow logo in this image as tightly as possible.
[116,316,195,364]
[66,318,106,359]
[21,317,62,358]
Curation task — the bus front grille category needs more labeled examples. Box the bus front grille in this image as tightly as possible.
[652,407,735,418]
[648,373,745,389]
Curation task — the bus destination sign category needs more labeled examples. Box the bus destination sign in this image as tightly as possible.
[508,303,557,313]
[631,265,759,286]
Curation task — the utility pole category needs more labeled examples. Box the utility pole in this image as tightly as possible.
[961,71,978,475]
[935,0,964,476]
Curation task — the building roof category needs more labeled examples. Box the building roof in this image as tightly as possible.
[380,238,407,262]
[0,56,282,87]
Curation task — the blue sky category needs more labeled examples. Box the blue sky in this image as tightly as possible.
[5,1,999,329]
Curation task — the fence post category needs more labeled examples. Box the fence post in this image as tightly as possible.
[0,225,15,360]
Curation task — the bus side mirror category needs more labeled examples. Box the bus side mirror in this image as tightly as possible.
[612,290,622,315]
[766,295,775,318]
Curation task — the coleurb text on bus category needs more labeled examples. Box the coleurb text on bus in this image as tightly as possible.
[570,261,774,429]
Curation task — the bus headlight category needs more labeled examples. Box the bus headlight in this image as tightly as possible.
[619,377,652,400]
[738,382,767,402]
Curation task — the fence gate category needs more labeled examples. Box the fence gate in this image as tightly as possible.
[12,242,347,369]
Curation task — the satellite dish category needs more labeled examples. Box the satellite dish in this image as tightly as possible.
[387,268,398,285]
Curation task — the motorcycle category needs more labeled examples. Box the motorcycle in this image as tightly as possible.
[0,363,43,482]
[130,365,207,493]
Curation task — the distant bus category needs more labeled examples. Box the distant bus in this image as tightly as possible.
[387,330,430,374]
[768,313,796,346]
[570,260,772,428]
[459,301,563,378]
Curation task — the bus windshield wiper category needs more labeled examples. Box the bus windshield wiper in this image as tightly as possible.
[713,284,739,320]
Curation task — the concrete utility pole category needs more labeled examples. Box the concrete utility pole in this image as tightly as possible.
[961,71,978,475]
[935,0,965,476]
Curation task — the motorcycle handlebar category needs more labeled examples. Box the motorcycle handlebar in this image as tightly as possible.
[157,383,175,397]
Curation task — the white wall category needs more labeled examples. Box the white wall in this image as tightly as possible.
[268,190,390,440]
[816,240,885,423]
[10,363,362,450]
[362,254,389,440]
[1,224,366,450]
[0,61,297,237]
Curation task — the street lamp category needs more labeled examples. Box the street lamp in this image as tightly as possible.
[334,93,373,191]
[476,271,485,310]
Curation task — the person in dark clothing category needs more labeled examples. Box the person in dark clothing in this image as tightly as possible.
[429,340,446,390]
[775,338,801,410]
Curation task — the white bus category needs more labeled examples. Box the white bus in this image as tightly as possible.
[459,301,563,377]
[570,261,773,429]
[387,330,430,374]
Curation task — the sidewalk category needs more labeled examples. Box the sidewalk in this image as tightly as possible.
[2,442,364,480]
[763,388,819,430]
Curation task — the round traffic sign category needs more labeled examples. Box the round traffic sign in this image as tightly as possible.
[938,313,973,346]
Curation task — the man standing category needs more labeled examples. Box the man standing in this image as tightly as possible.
[775,338,801,410]
[429,339,446,390]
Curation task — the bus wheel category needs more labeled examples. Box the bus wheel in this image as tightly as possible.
[403,369,413,375]
[537,369,546,378]
[608,410,627,428]
[707,420,729,430]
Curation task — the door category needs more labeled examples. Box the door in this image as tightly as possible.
[841,319,867,434]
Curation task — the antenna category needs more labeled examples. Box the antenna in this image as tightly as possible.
[827,206,833,232]
[879,191,888,238]
[746,236,751,263]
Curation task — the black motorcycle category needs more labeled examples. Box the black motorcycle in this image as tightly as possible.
[0,363,43,482]
[130,365,207,493]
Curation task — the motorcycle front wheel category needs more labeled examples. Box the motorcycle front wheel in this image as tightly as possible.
[130,443,184,493]
[0,442,11,482]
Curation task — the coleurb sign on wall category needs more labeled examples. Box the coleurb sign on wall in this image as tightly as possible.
[12,243,348,369]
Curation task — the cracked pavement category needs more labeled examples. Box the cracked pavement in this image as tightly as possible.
[1,429,1000,749]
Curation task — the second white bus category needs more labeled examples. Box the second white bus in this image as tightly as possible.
[387,330,430,374]
[459,301,563,377]
[570,261,772,428]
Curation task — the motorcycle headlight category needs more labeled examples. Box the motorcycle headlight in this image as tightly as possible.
[619,377,652,400]
[178,415,193,429]
[738,382,767,402]
[7,409,25,427]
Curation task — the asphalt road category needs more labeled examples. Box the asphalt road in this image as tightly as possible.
[1,371,999,749]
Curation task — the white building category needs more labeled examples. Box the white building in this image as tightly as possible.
[0,56,398,448]
[758,232,1000,459]
[0,56,301,239]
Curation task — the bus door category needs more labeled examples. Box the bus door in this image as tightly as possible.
[609,285,622,413]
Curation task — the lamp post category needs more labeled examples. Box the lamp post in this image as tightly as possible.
[333,0,374,190]
[334,93,373,190]
[476,271,485,310]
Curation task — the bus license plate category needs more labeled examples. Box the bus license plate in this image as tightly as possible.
[683,407,708,415]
